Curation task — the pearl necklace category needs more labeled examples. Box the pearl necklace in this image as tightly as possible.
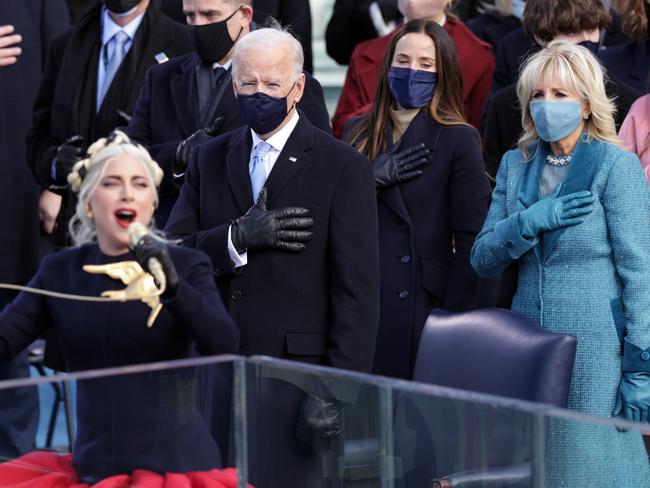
[545,153,572,166]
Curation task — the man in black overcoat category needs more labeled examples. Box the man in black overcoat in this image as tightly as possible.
[165,26,379,486]
[0,0,69,457]
[125,0,330,225]
[26,0,193,245]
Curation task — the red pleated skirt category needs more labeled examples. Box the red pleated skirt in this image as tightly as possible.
[0,451,245,487]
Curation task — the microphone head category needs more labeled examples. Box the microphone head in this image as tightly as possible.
[127,222,149,248]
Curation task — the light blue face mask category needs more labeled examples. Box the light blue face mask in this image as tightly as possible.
[529,100,584,142]
[511,0,526,19]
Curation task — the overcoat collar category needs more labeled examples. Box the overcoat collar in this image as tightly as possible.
[170,54,199,136]
[516,136,605,261]
[378,109,442,226]
[225,110,314,213]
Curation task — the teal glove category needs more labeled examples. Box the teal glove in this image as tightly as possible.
[613,372,650,423]
[518,190,594,239]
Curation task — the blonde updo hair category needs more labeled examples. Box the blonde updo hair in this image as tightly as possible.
[516,41,620,159]
[68,130,164,247]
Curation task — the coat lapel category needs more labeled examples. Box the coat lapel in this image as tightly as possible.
[516,141,546,211]
[264,114,312,201]
[226,128,255,213]
[542,137,603,260]
[171,55,199,136]
[378,109,439,226]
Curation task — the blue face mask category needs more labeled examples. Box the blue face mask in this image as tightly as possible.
[237,83,296,135]
[529,100,584,142]
[388,67,438,109]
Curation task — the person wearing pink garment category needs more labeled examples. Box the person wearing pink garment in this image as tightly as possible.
[619,94,650,183]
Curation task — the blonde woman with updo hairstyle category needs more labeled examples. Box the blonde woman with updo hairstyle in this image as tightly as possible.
[472,42,650,485]
[0,131,239,486]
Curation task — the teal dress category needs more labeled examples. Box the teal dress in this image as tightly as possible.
[471,137,650,486]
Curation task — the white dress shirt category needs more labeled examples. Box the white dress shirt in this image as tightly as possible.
[227,109,301,267]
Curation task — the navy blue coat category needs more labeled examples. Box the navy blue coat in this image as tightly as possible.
[0,244,238,482]
[125,52,331,225]
[600,41,650,93]
[370,111,490,379]
[164,113,380,373]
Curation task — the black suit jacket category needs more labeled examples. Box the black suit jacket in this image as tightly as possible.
[164,113,380,372]
[370,111,490,378]
[483,74,641,180]
[125,52,331,225]
[26,0,192,191]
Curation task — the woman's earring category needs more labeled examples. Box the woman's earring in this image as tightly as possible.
[86,206,93,219]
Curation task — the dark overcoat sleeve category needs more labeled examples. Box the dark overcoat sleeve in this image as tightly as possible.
[326,153,379,372]
[445,128,490,310]
[26,32,70,188]
[164,150,236,276]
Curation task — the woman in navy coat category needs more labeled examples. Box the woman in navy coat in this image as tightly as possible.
[472,42,650,485]
[346,19,490,379]
[0,131,240,486]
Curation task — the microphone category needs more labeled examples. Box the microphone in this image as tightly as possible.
[127,222,166,291]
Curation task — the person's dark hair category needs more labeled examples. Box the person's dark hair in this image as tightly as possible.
[346,19,468,159]
[522,0,611,44]
[612,0,649,40]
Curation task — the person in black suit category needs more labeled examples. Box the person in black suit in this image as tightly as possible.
[345,19,490,379]
[600,0,650,93]
[125,0,330,225]
[0,0,69,459]
[466,0,523,53]
[164,26,379,486]
[26,0,193,247]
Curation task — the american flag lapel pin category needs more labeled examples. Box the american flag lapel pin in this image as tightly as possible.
[154,52,169,64]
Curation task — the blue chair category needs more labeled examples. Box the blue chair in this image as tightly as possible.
[402,308,577,488]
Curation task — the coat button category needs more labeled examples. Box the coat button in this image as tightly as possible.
[213,267,220,276]
[399,290,409,299]
[400,255,411,263]
[641,351,650,361]
[233,267,243,276]
[231,290,243,300]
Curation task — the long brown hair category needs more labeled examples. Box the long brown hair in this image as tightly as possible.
[612,0,649,40]
[346,19,468,159]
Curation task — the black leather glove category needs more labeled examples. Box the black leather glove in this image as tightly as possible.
[132,235,179,297]
[296,394,342,455]
[173,116,225,180]
[231,188,314,253]
[51,135,85,188]
[372,141,430,187]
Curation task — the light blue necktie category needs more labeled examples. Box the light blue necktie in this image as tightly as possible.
[98,30,129,110]
[249,141,273,202]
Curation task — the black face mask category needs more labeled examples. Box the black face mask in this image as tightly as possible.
[192,6,243,65]
[578,40,600,56]
[101,0,141,14]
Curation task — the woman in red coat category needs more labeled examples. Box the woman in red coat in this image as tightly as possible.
[332,0,495,137]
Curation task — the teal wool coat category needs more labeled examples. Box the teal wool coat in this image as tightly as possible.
[471,137,650,486]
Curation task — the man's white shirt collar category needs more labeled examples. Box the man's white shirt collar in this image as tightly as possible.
[101,6,145,44]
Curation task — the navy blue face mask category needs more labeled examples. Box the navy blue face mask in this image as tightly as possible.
[237,83,296,135]
[578,40,600,56]
[388,67,438,109]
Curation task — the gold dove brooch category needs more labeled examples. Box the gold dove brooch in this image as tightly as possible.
[0,261,164,328]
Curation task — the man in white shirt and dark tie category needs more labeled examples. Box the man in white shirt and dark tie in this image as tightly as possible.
[165,25,379,486]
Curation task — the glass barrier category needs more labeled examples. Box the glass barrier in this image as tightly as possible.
[243,356,650,488]
[0,355,245,487]
[1,354,649,488]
